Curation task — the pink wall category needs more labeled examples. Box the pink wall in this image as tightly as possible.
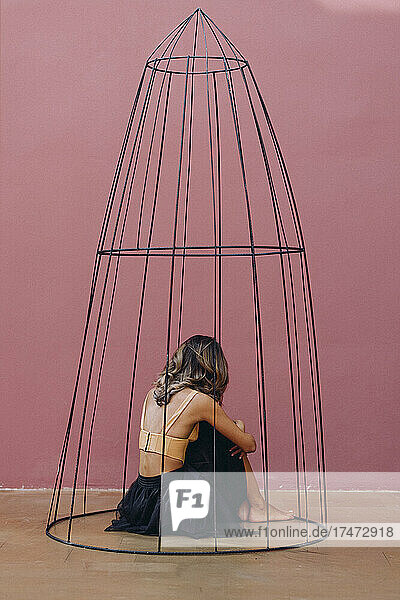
[1,0,399,487]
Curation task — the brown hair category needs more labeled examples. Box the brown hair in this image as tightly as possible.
[152,335,229,406]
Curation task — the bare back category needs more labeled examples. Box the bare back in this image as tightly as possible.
[138,387,201,476]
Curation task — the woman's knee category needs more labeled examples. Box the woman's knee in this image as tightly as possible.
[234,419,245,432]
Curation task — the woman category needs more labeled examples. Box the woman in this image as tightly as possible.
[105,334,293,537]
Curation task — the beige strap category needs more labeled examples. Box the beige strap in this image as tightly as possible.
[138,430,189,462]
[140,389,152,430]
[165,389,199,432]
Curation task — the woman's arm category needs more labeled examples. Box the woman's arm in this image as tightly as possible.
[194,393,256,453]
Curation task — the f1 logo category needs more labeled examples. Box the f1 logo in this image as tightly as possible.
[169,480,210,531]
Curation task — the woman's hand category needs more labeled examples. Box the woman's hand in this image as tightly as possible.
[229,419,256,457]
[229,444,246,459]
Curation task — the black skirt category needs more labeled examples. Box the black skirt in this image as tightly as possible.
[104,421,248,538]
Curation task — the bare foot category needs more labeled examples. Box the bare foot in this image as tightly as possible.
[237,499,250,521]
[248,502,294,522]
[238,498,294,522]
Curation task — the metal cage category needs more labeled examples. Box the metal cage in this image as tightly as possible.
[46,8,327,555]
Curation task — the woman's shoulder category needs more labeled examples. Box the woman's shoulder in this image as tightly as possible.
[192,389,214,399]
[145,387,156,400]
[190,390,220,409]
[146,386,218,407]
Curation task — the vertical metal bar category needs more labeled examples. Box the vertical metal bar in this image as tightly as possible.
[123,71,172,497]
[199,10,219,552]
[252,67,327,523]
[119,14,196,498]
[158,55,190,553]
[83,56,178,512]
[47,66,147,528]
[66,62,159,541]
[212,73,223,345]
[83,63,161,514]
[64,15,195,539]
[177,10,199,347]
[55,62,154,532]
[238,66,309,523]
[201,11,271,547]
[247,64,327,523]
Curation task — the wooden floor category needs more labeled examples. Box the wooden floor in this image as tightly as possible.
[1,490,399,600]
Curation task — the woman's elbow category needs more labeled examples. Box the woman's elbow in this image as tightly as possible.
[244,433,256,453]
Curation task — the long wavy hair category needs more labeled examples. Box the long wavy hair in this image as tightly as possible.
[152,335,229,406]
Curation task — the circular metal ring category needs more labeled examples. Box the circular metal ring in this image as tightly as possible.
[46,510,328,555]
[97,245,305,258]
[146,55,248,75]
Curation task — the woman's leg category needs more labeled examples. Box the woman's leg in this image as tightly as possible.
[234,420,294,522]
